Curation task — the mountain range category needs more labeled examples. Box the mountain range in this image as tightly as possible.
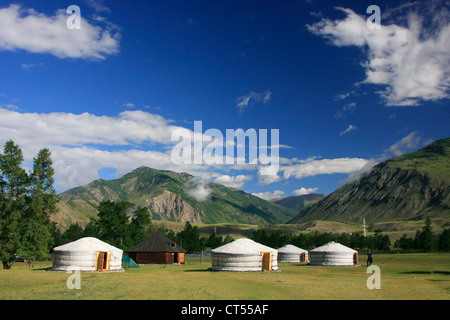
[53,138,450,230]
[289,138,450,225]
[56,167,298,228]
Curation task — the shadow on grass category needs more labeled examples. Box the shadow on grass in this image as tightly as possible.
[183,268,213,272]
[400,271,450,275]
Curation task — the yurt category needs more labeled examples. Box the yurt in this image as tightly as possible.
[210,238,278,272]
[51,237,123,272]
[277,244,308,263]
[308,241,358,266]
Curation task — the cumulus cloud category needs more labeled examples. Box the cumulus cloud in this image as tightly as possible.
[252,190,285,200]
[185,178,212,202]
[214,174,252,189]
[0,108,195,191]
[281,157,370,180]
[0,4,120,60]
[293,187,319,196]
[307,4,450,106]
[0,108,180,148]
[0,107,374,193]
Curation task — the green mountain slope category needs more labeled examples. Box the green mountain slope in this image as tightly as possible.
[57,167,297,226]
[271,193,325,212]
[289,138,450,224]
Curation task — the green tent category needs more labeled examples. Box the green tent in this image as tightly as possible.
[122,256,139,268]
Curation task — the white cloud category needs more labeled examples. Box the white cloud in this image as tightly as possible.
[123,102,135,108]
[0,108,181,148]
[340,124,358,136]
[307,5,450,106]
[214,174,252,189]
[85,0,111,13]
[282,157,370,180]
[0,4,120,60]
[236,90,272,112]
[0,107,374,193]
[0,108,197,191]
[185,178,211,202]
[386,131,431,156]
[252,190,285,200]
[293,187,319,196]
[21,62,44,70]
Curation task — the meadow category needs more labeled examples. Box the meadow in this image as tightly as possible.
[0,253,449,300]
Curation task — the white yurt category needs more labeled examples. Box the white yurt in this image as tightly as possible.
[277,244,308,263]
[210,238,278,272]
[308,241,358,266]
[51,237,123,272]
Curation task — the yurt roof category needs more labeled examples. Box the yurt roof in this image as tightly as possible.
[52,237,122,253]
[309,241,356,253]
[278,244,307,253]
[127,231,186,253]
[211,238,277,255]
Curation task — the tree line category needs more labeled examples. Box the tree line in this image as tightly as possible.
[250,218,450,253]
[394,218,450,252]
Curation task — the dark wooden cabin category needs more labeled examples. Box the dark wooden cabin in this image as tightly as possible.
[127,231,186,264]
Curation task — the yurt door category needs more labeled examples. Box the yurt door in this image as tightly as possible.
[261,252,272,271]
[353,252,358,265]
[96,251,110,271]
[300,252,306,262]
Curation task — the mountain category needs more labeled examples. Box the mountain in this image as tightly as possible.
[289,138,450,225]
[271,193,325,212]
[56,167,298,227]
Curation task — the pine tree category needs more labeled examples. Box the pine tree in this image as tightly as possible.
[421,218,436,252]
[19,148,58,260]
[95,200,133,249]
[0,141,28,269]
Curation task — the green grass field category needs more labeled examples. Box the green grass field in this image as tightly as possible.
[1,253,449,300]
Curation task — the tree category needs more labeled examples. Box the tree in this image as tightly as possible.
[19,148,58,260]
[177,222,202,253]
[94,200,133,250]
[394,233,414,250]
[438,229,450,252]
[415,218,436,252]
[0,140,28,269]
[207,231,223,249]
[129,206,153,246]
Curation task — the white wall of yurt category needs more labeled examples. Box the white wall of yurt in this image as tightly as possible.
[308,241,358,266]
[210,238,278,272]
[51,237,123,271]
[277,244,308,263]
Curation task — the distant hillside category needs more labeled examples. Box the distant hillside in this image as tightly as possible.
[271,193,325,212]
[55,167,297,227]
[289,138,450,225]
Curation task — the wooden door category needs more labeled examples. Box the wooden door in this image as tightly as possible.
[300,252,306,262]
[261,252,272,271]
[96,252,105,271]
[353,252,358,265]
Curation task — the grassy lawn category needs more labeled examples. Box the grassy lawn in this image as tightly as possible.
[1,253,449,300]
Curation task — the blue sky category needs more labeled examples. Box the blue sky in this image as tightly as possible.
[0,0,449,200]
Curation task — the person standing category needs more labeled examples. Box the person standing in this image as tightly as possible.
[367,250,373,267]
